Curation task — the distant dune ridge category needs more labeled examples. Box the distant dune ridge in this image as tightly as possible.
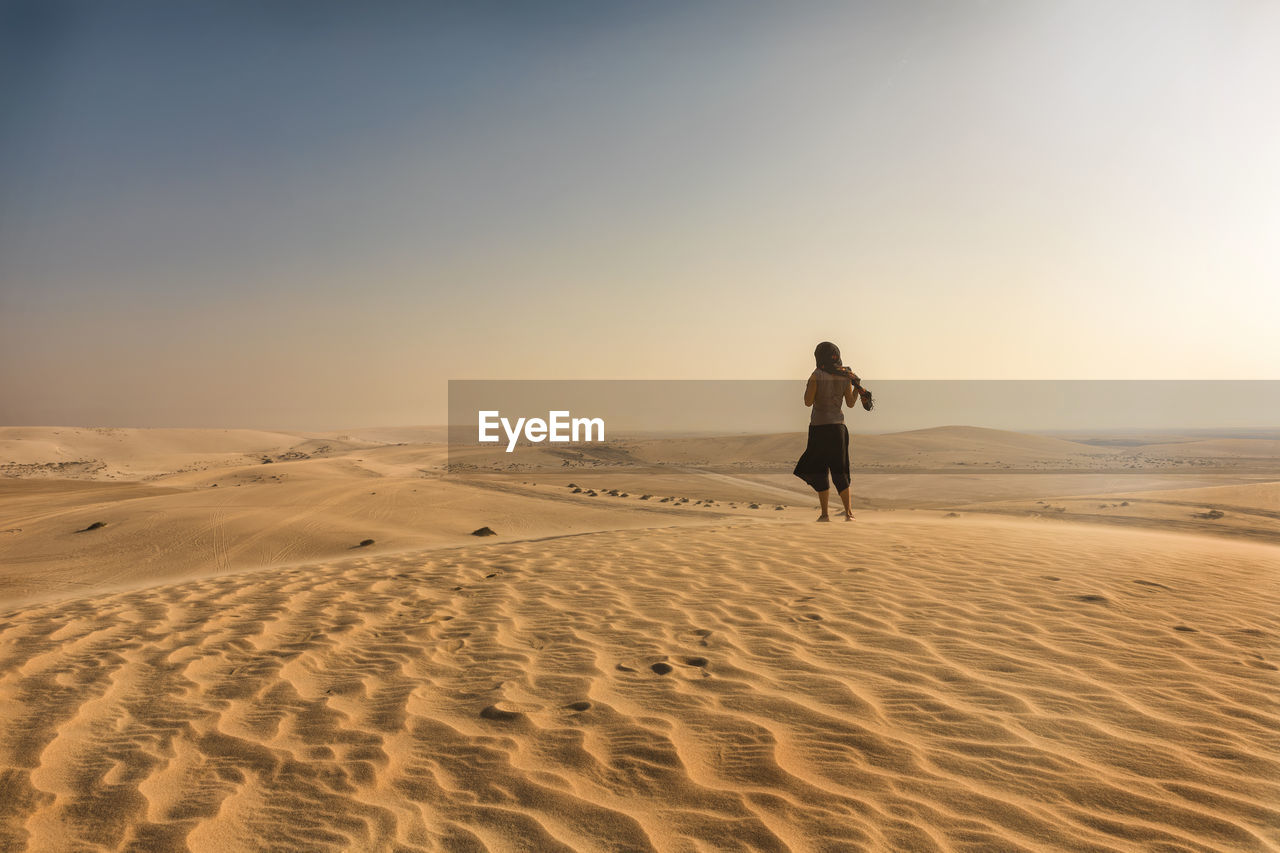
[1,425,1278,851]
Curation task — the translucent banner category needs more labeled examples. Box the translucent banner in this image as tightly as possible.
[446,380,1280,474]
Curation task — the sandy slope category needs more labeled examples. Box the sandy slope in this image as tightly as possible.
[1108,481,1280,512]
[0,452,766,609]
[2,426,1278,851]
[954,481,1280,545]
[0,427,383,480]
[0,517,1276,851]
[1134,439,1280,459]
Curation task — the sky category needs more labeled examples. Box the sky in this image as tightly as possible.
[2,1,1278,429]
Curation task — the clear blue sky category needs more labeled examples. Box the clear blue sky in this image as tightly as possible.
[3,1,1278,428]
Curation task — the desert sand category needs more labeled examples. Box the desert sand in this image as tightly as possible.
[1,426,1277,851]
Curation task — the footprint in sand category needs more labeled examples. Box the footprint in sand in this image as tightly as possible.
[650,662,673,675]
[565,701,591,712]
[682,628,713,647]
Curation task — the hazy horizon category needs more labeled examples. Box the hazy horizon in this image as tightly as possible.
[6,380,1278,437]
[4,2,1278,428]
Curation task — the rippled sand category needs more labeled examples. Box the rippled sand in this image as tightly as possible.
[2,517,1276,851]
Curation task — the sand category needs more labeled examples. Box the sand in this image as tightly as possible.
[1,427,1278,851]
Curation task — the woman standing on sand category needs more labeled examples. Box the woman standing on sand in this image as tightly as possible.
[794,341,869,521]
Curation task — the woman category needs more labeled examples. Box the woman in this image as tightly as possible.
[794,341,865,521]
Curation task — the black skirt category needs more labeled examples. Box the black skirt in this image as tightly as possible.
[793,423,850,493]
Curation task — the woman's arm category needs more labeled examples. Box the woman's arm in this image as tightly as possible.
[843,377,857,409]
[803,374,817,407]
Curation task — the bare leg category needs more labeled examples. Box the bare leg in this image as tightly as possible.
[839,487,853,520]
[816,489,830,521]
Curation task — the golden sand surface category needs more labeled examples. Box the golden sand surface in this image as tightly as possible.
[1,427,1277,851]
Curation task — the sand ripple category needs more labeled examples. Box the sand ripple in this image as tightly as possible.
[1,518,1277,851]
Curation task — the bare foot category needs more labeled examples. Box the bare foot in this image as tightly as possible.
[816,514,830,522]
[843,513,854,521]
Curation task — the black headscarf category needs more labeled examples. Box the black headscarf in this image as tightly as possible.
[814,341,845,376]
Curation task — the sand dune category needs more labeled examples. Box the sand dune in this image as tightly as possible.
[1112,481,1280,512]
[0,452,764,609]
[2,426,1278,850]
[9,425,1280,481]
[1,518,1276,851]
[0,427,383,480]
[1132,438,1280,459]
[953,481,1280,545]
[852,425,1104,465]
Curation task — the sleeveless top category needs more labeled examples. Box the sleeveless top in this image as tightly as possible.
[810,369,846,425]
